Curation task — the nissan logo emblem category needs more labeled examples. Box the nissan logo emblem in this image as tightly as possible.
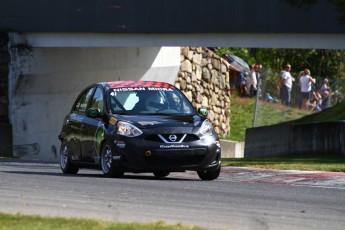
[169,135,177,142]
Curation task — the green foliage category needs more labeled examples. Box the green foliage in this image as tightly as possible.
[215,48,345,83]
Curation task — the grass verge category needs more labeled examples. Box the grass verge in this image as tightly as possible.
[225,96,307,141]
[222,155,345,172]
[225,94,345,142]
[0,213,203,230]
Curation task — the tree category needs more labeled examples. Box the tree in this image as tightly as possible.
[216,47,345,83]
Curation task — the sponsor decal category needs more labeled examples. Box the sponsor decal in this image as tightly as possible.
[160,145,189,149]
[113,87,146,92]
[94,124,104,155]
[147,87,173,91]
[70,114,84,122]
[109,117,117,125]
[115,140,126,148]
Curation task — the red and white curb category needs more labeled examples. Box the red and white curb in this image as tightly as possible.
[219,167,345,189]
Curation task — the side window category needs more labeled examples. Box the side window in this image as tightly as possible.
[74,88,95,113]
[89,87,104,111]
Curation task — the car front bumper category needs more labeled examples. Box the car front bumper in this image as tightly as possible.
[112,134,221,173]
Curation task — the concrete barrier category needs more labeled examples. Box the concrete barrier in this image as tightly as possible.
[244,121,345,157]
[220,140,244,158]
[244,124,293,157]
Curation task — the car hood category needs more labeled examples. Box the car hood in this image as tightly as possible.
[115,114,203,129]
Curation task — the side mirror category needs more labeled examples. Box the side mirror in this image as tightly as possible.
[86,108,101,118]
[198,107,208,117]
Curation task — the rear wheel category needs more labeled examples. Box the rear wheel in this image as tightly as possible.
[153,171,170,178]
[101,142,124,178]
[197,166,221,181]
[60,142,79,174]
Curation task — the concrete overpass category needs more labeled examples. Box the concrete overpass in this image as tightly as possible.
[1,0,345,160]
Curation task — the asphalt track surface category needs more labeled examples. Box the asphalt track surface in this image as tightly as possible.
[1,159,345,230]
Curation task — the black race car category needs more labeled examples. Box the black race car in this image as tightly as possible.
[58,80,221,180]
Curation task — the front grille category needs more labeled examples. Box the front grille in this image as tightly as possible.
[183,134,199,142]
[143,148,207,167]
[145,134,199,143]
[145,135,162,142]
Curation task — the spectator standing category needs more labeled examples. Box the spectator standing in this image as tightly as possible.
[237,71,247,97]
[255,64,263,98]
[299,69,316,110]
[321,78,331,109]
[255,64,262,82]
[281,64,295,106]
[245,64,256,97]
[249,64,258,96]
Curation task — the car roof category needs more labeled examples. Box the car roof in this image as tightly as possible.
[101,80,175,89]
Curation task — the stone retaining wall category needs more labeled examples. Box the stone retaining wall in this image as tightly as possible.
[175,47,231,137]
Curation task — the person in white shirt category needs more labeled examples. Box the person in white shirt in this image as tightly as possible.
[299,69,316,110]
[250,65,258,96]
[281,64,295,106]
[246,64,256,97]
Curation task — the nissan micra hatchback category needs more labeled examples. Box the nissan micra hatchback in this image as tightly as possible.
[58,81,221,180]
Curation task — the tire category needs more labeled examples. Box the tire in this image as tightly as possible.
[153,171,170,178]
[101,142,124,178]
[197,166,221,181]
[60,142,79,174]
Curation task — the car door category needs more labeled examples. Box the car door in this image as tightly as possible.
[66,87,95,160]
[79,86,105,161]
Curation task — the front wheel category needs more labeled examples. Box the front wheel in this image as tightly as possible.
[101,142,124,178]
[60,141,79,174]
[197,166,221,181]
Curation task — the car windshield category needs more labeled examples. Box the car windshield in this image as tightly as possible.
[109,87,195,115]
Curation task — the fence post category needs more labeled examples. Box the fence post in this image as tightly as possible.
[252,78,261,127]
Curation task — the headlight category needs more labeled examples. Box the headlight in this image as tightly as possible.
[200,120,213,135]
[117,121,143,137]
